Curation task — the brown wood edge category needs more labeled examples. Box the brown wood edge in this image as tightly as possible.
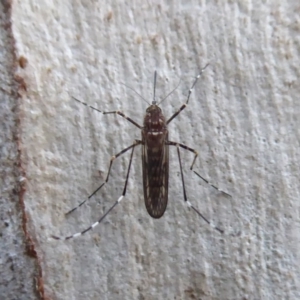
[2,1,50,299]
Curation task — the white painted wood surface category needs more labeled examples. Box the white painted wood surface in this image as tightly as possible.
[2,1,299,299]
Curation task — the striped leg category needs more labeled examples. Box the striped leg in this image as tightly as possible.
[193,171,231,197]
[103,111,142,129]
[65,141,141,215]
[174,143,224,234]
[71,96,142,129]
[71,96,102,113]
[166,141,199,170]
[51,140,141,240]
[167,141,231,197]
[166,63,209,125]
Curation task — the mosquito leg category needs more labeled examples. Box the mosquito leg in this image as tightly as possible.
[193,170,232,197]
[167,141,231,197]
[51,140,140,240]
[166,141,198,170]
[175,144,224,234]
[103,111,142,129]
[166,63,209,125]
[71,96,102,113]
[65,140,142,216]
[71,95,142,129]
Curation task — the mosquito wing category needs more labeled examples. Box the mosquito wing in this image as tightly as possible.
[142,136,169,218]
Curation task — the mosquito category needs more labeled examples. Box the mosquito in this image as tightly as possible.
[51,64,232,240]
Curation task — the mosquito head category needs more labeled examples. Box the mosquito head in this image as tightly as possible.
[146,104,162,114]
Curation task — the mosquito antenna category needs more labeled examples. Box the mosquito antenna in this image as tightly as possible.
[158,77,182,106]
[120,82,150,106]
[153,70,157,104]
